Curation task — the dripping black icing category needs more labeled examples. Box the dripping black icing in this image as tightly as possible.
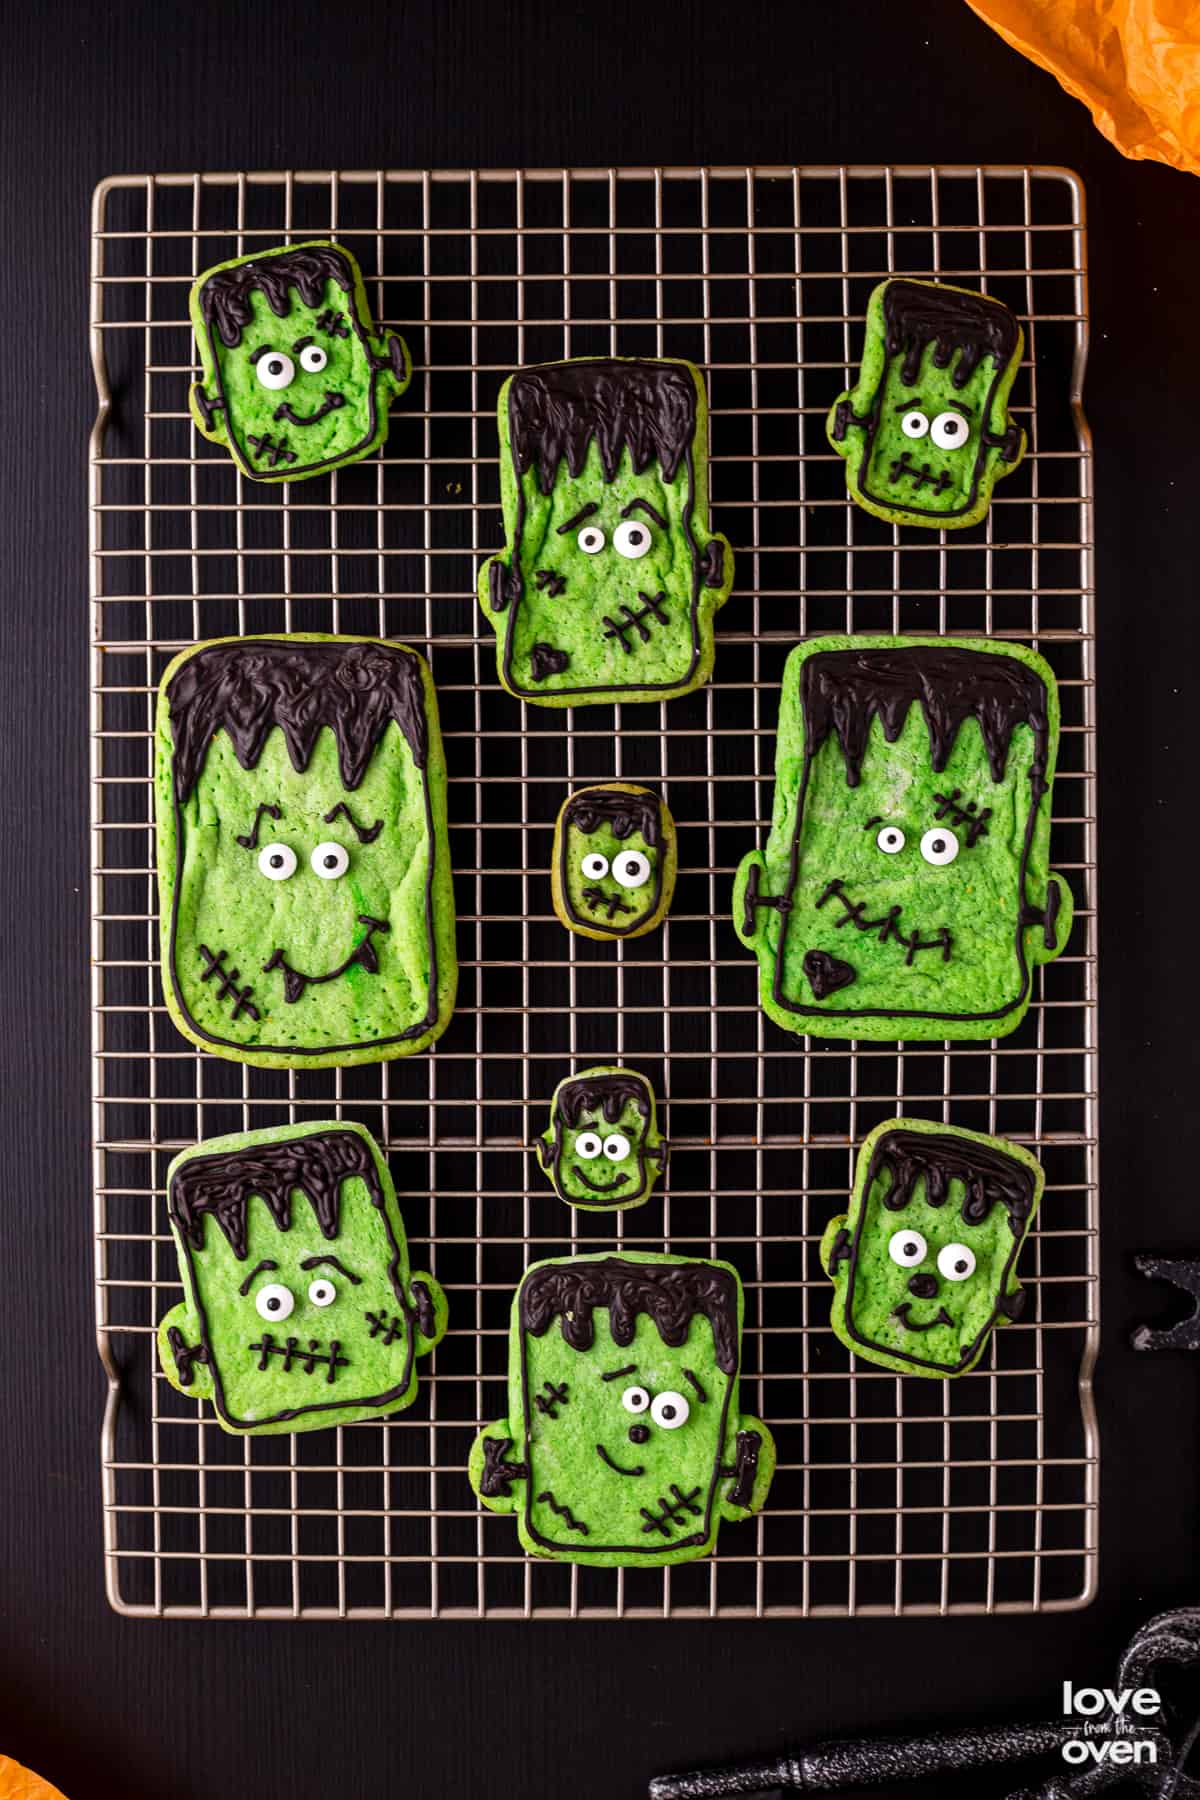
[562,786,663,846]
[519,1256,740,1376]
[868,1126,1037,1236]
[554,1073,652,1128]
[882,279,1020,392]
[508,358,697,497]
[198,244,355,350]
[169,1127,385,1261]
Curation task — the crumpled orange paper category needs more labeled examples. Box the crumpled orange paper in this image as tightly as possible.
[966,0,1200,175]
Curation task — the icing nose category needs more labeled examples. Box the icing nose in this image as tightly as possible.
[629,1424,650,1445]
[908,1272,938,1300]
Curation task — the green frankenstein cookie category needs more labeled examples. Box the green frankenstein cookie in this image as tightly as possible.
[189,241,410,482]
[733,636,1072,1042]
[535,1066,666,1213]
[551,783,676,940]
[821,1118,1044,1377]
[158,1120,447,1434]
[469,1253,774,1565]
[478,357,733,705]
[155,634,457,1069]
[828,279,1026,529]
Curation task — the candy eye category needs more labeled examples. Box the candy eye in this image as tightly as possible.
[937,1243,977,1281]
[307,1278,337,1306]
[255,351,294,390]
[258,843,297,881]
[603,1133,630,1161]
[930,411,969,450]
[920,827,960,866]
[575,1131,603,1159]
[900,410,928,439]
[612,850,651,889]
[577,525,605,554]
[581,852,610,880]
[311,841,350,880]
[876,825,906,855]
[613,519,652,559]
[651,1391,689,1429]
[255,1282,294,1321]
[299,343,328,373]
[621,1385,650,1415]
[888,1229,928,1268]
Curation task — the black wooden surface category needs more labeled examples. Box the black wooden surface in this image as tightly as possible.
[2,3,1197,1796]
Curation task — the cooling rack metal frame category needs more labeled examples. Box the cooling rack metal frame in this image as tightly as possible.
[89,164,1098,1620]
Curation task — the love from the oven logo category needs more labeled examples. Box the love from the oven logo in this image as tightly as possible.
[1060,1681,1161,1770]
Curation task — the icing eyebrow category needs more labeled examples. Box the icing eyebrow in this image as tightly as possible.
[620,498,667,529]
[894,398,922,411]
[557,502,600,535]
[237,1258,279,1297]
[235,801,282,849]
[601,1363,637,1381]
[948,399,974,417]
[300,1253,362,1285]
[248,345,277,364]
[682,1367,708,1402]
[292,334,314,352]
[863,815,883,830]
[322,800,383,844]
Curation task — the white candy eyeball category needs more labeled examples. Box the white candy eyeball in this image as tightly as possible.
[255,350,295,390]
[888,1229,928,1268]
[575,1131,603,1159]
[900,410,929,439]
[621,1385,650,1415]
[876,825,906,855]
[255,1282,294,1321]
[299,343,328,373]
[651,1391,689,1429]
[581,852,610,880]
[577,525,605,554]
[603,1133,630,1161]
[920,827,959,866]
[612,849,651,890]
[613,519,652,560]
[931,410,969,450]
[307,1277,337,1307]
[311,841,350,880]
[937,1243,977,1282]
[258,843,297,881]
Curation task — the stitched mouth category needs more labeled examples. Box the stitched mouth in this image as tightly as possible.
[273,391,347,426]
[581,884,637,919]
[602,590,669,654]
[262,914,389,1005]
[574,1167,629,1194]
[248,1332,348,1382]
[892,1302,954,1333]
[816,878,952,967]
[596,1444,645,1477]
[886,450,953,495]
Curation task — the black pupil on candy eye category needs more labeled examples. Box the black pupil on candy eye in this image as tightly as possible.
[323,854,338,869]
[268,359,283,376]
[955,1259,968,1274]
[270,854,284,869]
[267,1295,282,1311]
[905,1242,918,1258]
[660,1403,676,1421]
[630,529,644,545]
[932,839,946,854]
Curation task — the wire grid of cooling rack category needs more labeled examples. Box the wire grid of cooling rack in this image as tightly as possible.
[89,164,1097,1620]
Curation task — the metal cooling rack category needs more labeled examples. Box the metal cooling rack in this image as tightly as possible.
[89,165,1098,1620]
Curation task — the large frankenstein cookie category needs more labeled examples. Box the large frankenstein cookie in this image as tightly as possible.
[155,634,456,1068]
[189,241,410,482]
[158,1120,447,1435]
[733,636,1072,1041]
[821,1118,1044,1377]
[469,1253,774,1565]
[535,1066,667,1212]
[478,357,732,705]
[828,279,1026,530]
[551,783,676,940]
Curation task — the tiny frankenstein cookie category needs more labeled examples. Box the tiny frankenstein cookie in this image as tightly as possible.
[828,279,1026,530]
[478,357,732,705]
[733,635,1072,1042]
[469,1253,774,1565]
[535,1066,666,1212]
[155,634,457,1068]
[821,1118,1044,1378]
[158,1120,447,1435]
[551,783,676,940]
[189,240,410,482]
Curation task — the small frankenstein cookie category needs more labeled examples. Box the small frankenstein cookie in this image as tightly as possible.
[158,1120,447,1435]
[189,240,410,482]
[828,279,1026,529]
[535,1066,666,1212]
[733,636,1072,1041]
[551,783,676,940]
[469,1253,774,1565]
[155,634,456,1068]
[478,357,732,705]
[821,1119,1044,1377]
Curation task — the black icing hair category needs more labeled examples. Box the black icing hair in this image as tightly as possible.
[198,244,356,350]
[867,1127,1038,1238]
[562,788,662,846]
[170,1128,384,1262]
[167,638,428,803]
[883,280,1021,391]
[508,359,697,497]
[520,1256,740,1375]
[555,1072,652,1129]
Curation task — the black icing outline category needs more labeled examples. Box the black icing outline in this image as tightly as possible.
[558,788,666,940]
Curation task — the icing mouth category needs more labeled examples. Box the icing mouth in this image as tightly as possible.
[581,885,637,920]
[596,1444,645,1477]
[273,391,347,426]
[247,1331,348,1382]
[602,590,669,654]
[886,450,953,495]
[816,878,952,967]
[262,914,390,1005]
[573,1167,629,1194]
[892,1302,954,1333]
[196,943,260,1021]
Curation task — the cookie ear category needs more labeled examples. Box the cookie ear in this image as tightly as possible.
[468,1425,527,1515]
[408,1271,448,1354]
[479,556,517,617]
[819,1214,851,1277]
[382,329,411,394]
[700,535,732,595]
[719,1417,776,1521]
[732,851,769,949]
[652,1138,669,1175]
[1033,871,1074,964]
[534,1135,553,1174]
[157,1302,214,1401]
[189,381,226,445]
